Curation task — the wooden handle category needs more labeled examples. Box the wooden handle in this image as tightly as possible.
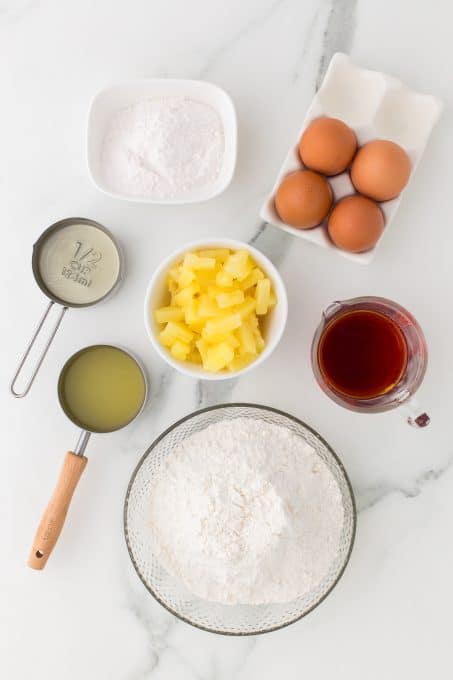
[28,451,88,570]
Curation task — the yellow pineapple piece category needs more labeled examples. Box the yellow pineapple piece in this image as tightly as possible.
[197,248,230,262]
[216,269,235,288]
[178,267,196,287]
[163,321,194,344]
[195,338,209,365]
[195,269,218,289]
[167,267,180,284]
[255,278,271,315]
[154,306,185,324]
[228,353,256,372]
[174,282,200,307]
[159,327,175,348]
[167,279,178,296]
[184,300,200,326]
[240,267,265,290]
[203,313,242,340]
[249,313,259,329]
[235,296,256,319]
[170,340,191,361]
[237,319,257,355]
[183,253,216,270]
[268,291,277,308]
[207,285,225,300]
[188,348,202,364]
[216,290,245,309]
[204,342,234,372]
[204,331,240,349]
[224,250,252,281]
[253,324,265,351]
[198,295,223,319]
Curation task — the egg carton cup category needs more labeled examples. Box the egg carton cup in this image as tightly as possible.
[260,52,443,264]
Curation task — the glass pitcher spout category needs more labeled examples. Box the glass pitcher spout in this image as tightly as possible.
[322,301,343,321]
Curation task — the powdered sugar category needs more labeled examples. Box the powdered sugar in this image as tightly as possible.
[100,97,224,199]
[148,417,344,605]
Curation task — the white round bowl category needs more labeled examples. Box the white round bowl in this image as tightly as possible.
[144,238,288,380]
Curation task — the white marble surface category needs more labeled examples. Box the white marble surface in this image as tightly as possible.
[2,0,453,677]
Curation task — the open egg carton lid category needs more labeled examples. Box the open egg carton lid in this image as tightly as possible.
[260,52,443,264]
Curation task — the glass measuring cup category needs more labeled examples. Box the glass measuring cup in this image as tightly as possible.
[10,217,123,398]
[28,345,147,570]
[311,296,429,427]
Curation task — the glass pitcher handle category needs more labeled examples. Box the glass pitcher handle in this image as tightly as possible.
[402,397,430,428]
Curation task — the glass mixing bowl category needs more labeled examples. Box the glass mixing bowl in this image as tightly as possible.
[124,404,356,635]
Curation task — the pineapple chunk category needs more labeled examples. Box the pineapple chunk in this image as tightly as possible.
[238,319,257,355]
[204,331,240,349]
[207,285,225,300]
[197,248,230,261]
[170,340,191,361]
[163,321,194,344]
[154,306,185,324]
[174,282,200,307]
[188,349,202,364]
[253,325,265,351]
[255,278,271,315]
[178,267,196,287]
[183,253,216,270]
[228,353,256,372]
[216,269,235,288]
[203,313,242,339]
[198,295,223,319]
[216,290,245,309]
[195,338,209,364]
[167,267,180,284]
[204,342,235,372]
[168,279,178,296]
[158,328,175,348]
[195,269,218,287]
[240,267,265,290]
[184,300,200,326]
[224,250,252,281]
[235,296,256,319]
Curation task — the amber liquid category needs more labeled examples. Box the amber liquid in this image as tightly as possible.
[318,309,408,400]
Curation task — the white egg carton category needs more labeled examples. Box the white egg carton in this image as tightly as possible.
[260,52,443,264]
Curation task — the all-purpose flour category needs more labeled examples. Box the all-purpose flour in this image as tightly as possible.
[100,97,224,199]
[148,418,344,605]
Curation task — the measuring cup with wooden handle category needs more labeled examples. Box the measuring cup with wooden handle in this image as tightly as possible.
[28,345,147,570]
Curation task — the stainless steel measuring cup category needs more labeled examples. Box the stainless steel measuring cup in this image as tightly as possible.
[10,217,123,398]
[28,344,147,570]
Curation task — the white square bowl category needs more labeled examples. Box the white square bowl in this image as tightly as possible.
[87,79,237,204]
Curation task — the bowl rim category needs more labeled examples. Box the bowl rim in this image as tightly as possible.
[123,402,357,636]
[86,78,237,205]
[143,238,288,380]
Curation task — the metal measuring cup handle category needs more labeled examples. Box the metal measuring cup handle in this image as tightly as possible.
[10,301,68,398]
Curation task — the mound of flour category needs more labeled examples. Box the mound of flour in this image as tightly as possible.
[148,418,344,605]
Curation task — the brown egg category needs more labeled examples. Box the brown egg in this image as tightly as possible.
[275,170,333,229]
[328,195,385,253]
[351,140,411,201]
[299,117,357,176]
